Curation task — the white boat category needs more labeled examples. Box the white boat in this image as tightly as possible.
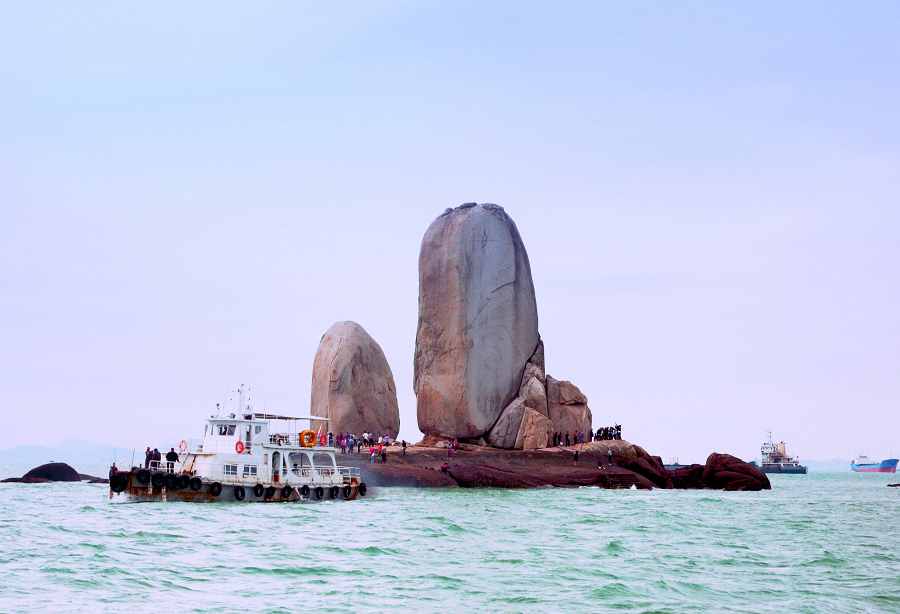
[108,387,366,502]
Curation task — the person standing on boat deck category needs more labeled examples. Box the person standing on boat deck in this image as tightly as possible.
[151,448,161,470]
[144,447,152,469]
[165,448,178,473]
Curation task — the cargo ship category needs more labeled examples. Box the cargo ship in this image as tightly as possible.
[760,431,807,474]
[851,455,898,473]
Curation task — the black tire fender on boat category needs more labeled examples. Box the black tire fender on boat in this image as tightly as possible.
[358,482,367,497]
[151,472,166,488]
[314,486,324,500]
[342,485,353,499]
[253,483,264,497]
[189,477,203,491]
[135,469,151,484]
[234,485,246,501]
[176,475,190,489]
[329,486,339,500]
[110,473,128,493]
[209,482,222,497]
[281,485,293,499]
[264,486,276,499]
[300,485,310,498]
[164,473,178,489]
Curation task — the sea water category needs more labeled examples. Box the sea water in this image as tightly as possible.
[1,463,898,613]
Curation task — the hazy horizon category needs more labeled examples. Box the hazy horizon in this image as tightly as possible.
[2,2,898,464]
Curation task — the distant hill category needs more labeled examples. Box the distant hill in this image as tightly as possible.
[805,459,851,472]
[0,437,138,464]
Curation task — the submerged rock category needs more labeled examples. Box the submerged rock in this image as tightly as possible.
[414,203,540,439]
[310,321,400,438]
[1,462,81,483]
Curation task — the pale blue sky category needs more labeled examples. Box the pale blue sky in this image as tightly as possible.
[2,2,898,462]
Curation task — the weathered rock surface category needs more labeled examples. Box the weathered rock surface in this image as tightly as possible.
[487,398,526,449]
[518,407,552,450]
[332,442,772,491]
[519,363,548,416]
[310,321,400,438]
[414,203,540,439]
[702,453,771,490]
[546,376,592,439]
[1,462,81,483]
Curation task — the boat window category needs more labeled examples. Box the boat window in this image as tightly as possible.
[226,425,236,436]
[217,424,228,436]
[224,463,238,477]
[311,452,334,470]
[242,465,257,478]
[255,426,262,434]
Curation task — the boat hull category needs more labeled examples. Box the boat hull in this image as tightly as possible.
[109,470,362,503]
[761,465,808,474]
[851,459,898,473]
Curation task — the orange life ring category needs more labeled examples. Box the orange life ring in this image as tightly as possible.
[299,430,317,448]
[179,440,187,454]
[235,441,245,454]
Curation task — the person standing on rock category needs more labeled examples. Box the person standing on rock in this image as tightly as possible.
[579,430,584,445]
[447,445,453,460]
[573,450,579,466]
[369,447,376,463]
[381,449,387,464]
[607,448,614,466]
[565,432,570,447]
[357,438,362,454]
[402,440,407,456]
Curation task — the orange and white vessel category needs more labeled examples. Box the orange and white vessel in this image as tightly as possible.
[108,386,365,502]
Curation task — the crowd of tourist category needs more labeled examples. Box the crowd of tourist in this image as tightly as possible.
[552,424,622,447]
[328,431,410,464]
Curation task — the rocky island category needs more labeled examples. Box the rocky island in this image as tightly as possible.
[318,203,768,492]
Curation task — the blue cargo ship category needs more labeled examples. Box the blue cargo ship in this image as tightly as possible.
[851,455,898,473]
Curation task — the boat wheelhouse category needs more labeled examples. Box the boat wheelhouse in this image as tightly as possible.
[109,389,366,502]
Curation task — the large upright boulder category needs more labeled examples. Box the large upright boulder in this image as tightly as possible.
[311,321,400,438]
[414,203,540,439]
[546,376,592,441]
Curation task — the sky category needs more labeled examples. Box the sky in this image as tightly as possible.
[1,2,898,464]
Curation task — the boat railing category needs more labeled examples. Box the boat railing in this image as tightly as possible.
[146,460,186,473]
[337,467,361,479]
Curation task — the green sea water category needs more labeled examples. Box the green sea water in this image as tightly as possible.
[1,463,898,613]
